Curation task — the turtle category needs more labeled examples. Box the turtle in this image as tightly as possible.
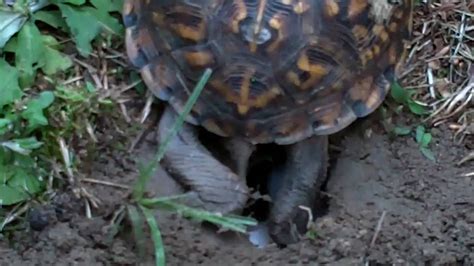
[122,0,413,245]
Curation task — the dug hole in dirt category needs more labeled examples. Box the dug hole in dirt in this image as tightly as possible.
[1,109,472,265]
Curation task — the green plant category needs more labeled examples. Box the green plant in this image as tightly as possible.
[390,123,436,162]
[390,81,429,116]
[414,125,435,162]
[0,0,122,222]
[385,81,436,162]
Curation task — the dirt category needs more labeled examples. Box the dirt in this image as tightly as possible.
[0,111,472,266]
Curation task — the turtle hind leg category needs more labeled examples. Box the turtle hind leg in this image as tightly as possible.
[267,134,329,245]
[156,106,249,214]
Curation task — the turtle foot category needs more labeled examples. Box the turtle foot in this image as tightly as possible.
[156,106,249,215]
[267,135,329,245]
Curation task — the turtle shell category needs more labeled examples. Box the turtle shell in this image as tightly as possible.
[123,0,413,145]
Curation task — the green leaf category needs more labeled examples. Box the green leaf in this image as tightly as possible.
[85,81,96,92]
[39,35,73,74]
[0,0,49,49]
[390,82,430,116]
[1,137,43,155]
[415,125,425,144]
[0,119,12,135]
[306,229,318,240]
[90,0,123,13]
[130,72,145,95]
[1,142,30,155]
[7,167,43,196]
[55,0,86,5]
[0,166,12,184]
[390,81,409,104]
[139,197,257,233]
[16,137,44,150]
[0,59,23,108]
[33,10,68,31]
[140,206,166,266]
[15,20,44,87]
[0,9,27,49]
[420,147,436,162]
[408,101,429,115]
[0,185,29,205]
[21,91,55,131]
[420,133,432,148]
[88,0,123,34]
[3,34,18,52]
[126,205,146,259]
[23,0,51,13]
[0,151,13,184]
[52,0,124,57]
[57,3,102,56]
[0,152,45,204]
[393,126,412,136]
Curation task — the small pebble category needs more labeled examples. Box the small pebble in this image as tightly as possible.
[248,223,271,248]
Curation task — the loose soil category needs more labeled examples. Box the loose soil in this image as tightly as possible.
[1,111,472,266]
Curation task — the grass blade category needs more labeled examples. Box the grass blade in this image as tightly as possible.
[133,68,213,201]
[139,197,257,233]
[140,205,166,266]
[126,204,146,259]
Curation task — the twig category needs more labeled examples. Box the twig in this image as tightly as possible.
[82,178,130,190]
[457,152,474,166]
[298,205,314,230]
[369,211,387,248]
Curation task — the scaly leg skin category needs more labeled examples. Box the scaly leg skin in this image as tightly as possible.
[225,138,256,179]
[267,135,328,245]
[157,106,249,215]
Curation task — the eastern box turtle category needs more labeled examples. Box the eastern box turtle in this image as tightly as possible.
[123,0,413,245]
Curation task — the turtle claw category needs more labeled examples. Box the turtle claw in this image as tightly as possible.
[267,135,329,245]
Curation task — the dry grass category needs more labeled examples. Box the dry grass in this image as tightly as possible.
[401,1,473,146]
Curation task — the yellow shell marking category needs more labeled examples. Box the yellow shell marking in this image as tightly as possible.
[352,24,369,42]
[325,0,340,17]
[293,0,310,14]
[211,72,282,115]
[266,13,285,53]
[238,69,253,114]
[348,0,368,19]
[231,0,247,33]
[296,51,330,90]
[183,51,215,68]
